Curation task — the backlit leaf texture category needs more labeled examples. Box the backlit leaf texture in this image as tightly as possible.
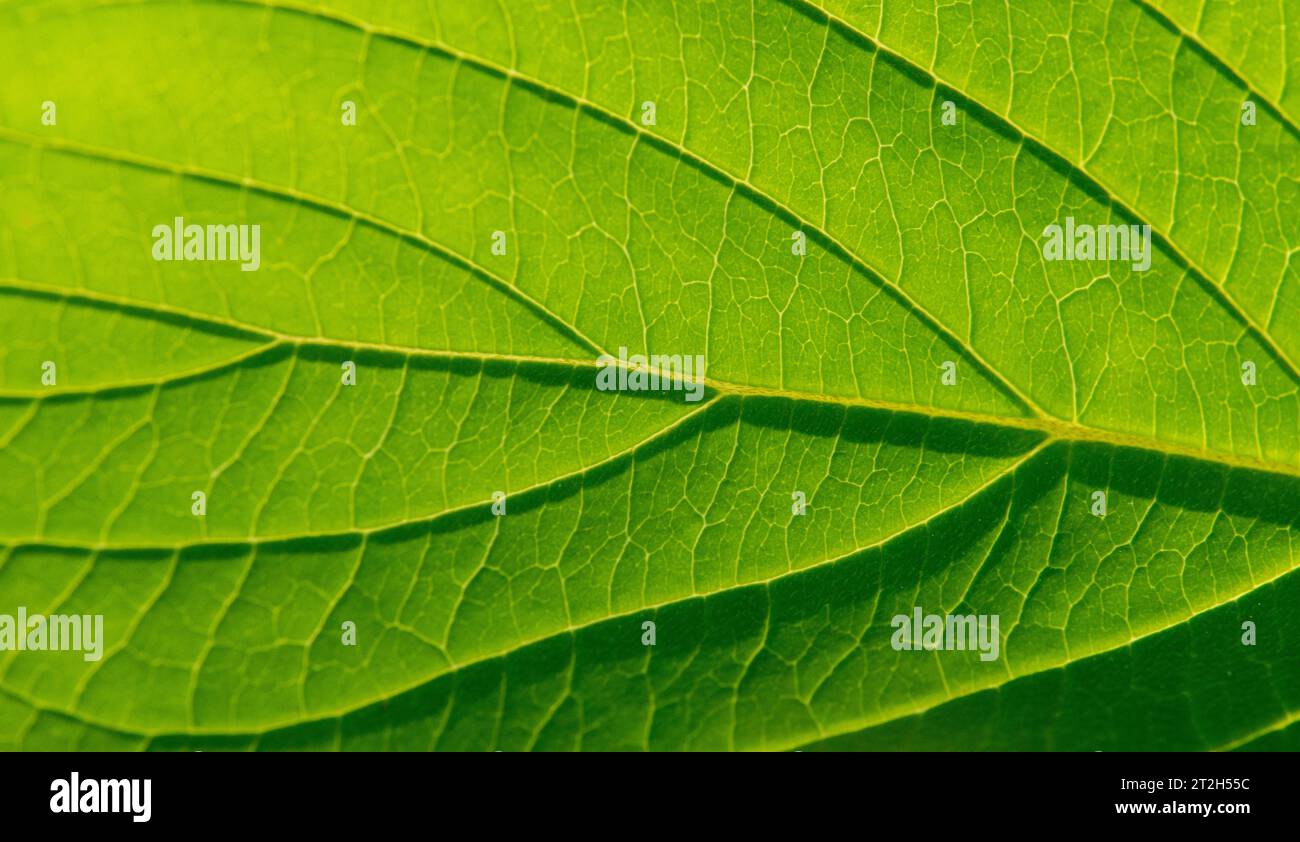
[0,0,1298,751]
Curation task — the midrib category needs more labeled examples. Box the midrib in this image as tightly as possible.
[2,276,1298,489]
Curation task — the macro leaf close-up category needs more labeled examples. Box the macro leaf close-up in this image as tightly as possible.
[0,0,1298,754]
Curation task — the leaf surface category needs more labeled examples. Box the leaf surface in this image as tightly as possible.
[0,0,1297,751]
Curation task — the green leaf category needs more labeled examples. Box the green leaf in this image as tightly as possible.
[0,0,1296,751]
